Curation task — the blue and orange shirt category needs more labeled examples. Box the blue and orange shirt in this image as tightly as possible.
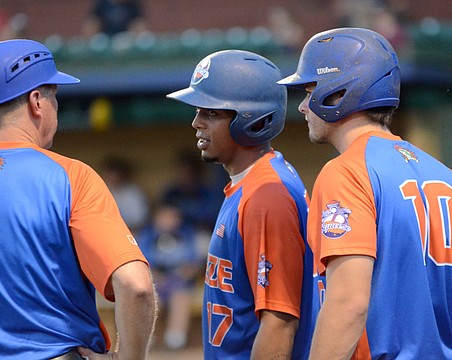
[202,151,320,359]
[0,142,148,359]
[309,131,452,359]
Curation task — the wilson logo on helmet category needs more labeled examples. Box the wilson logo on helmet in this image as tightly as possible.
[191,58,211,85]
[316,66,340,75]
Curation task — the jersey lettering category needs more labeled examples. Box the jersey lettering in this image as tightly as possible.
[205,253,234,293]
[206,302,233,347]
[400,180,452,266]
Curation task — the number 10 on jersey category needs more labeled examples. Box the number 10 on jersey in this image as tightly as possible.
[400,180,452,266]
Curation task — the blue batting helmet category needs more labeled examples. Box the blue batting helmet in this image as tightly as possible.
[167,50,287,146]
[0,39,80,104]
[279,27,400,122]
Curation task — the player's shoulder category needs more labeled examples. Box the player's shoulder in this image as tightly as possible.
[245,151,300,188]
[320,151,363,180]
[366,135,450,177]
[36,148,97,177]
[321,131,399,176]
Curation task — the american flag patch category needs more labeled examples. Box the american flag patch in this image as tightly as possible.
[216,224,225,238]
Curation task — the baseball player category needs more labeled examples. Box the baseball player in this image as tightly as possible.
[167,50,321,359]
[280,27,452,359]
[0,39,156,359]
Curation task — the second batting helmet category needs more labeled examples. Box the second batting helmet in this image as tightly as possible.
[0,39,80,104]
[166,50,287,146]
[278,27,400,122]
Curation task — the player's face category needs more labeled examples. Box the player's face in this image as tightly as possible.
[40,85,59,149]
[192,108,238,164]
[298,83,334,144]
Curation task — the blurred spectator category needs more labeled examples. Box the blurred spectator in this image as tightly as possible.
[82,0,146,37]
[267,6,304,54]
[96,154,151,349]
[137,202,203,350]
[333,0,377,28]
[100,155,151,235]
[332,0,411,55]
[0,7,28,40]
[161,148,223,236]
[370,7,411,54]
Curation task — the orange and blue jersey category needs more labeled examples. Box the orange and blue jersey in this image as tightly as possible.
[0,142,148,359]
[203,150,320,359]
[309,131,452,359]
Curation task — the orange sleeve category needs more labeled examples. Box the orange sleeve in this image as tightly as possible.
[240,182,305,319]
[308,144,377,275]
[66,159,148,299]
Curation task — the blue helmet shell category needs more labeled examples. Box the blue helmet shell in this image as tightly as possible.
[0,39,79,104]
[279,27,400,122]
[167,50,287,146]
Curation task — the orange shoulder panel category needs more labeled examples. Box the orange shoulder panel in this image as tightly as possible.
[239,157,305,318]
[308,134,377,275]
[38,149,148,299]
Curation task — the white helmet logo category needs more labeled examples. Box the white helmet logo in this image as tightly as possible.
[191,58,211,85]
[316,66,340,75]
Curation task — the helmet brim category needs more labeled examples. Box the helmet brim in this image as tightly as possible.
[277,73,301,86]
[278,73,316,89]
[49,71,80,85]
[167,86,226,110]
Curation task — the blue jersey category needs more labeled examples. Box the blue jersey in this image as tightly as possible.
[0,142,148,359]
[203,151,320,359]
[309,131,452,359]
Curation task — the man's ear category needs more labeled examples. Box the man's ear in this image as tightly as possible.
[28,89,43,117]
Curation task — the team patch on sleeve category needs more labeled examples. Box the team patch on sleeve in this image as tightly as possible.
[321,201,352,239]
[394,144,419,163]
[257,254,272,288]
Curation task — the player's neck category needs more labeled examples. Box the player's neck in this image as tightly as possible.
[331,113,391,154]
[224,143,271,176]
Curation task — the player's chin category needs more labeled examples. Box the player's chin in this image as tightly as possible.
[201,154,219,164]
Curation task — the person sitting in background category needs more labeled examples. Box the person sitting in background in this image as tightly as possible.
[267,6,304,54]
[161,148,223,238]
[82,0,146,37]
[137,202,204,350]
[101,155,151,235]
[0,9,28,40]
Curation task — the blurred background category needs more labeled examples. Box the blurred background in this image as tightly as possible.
[1,0,450,358]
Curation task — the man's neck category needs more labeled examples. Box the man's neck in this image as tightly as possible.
[331,114,391,154]
[224,144,272,176]
[0,127,36,145]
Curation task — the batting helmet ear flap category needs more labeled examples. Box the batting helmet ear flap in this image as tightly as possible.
[229,110,281,147]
